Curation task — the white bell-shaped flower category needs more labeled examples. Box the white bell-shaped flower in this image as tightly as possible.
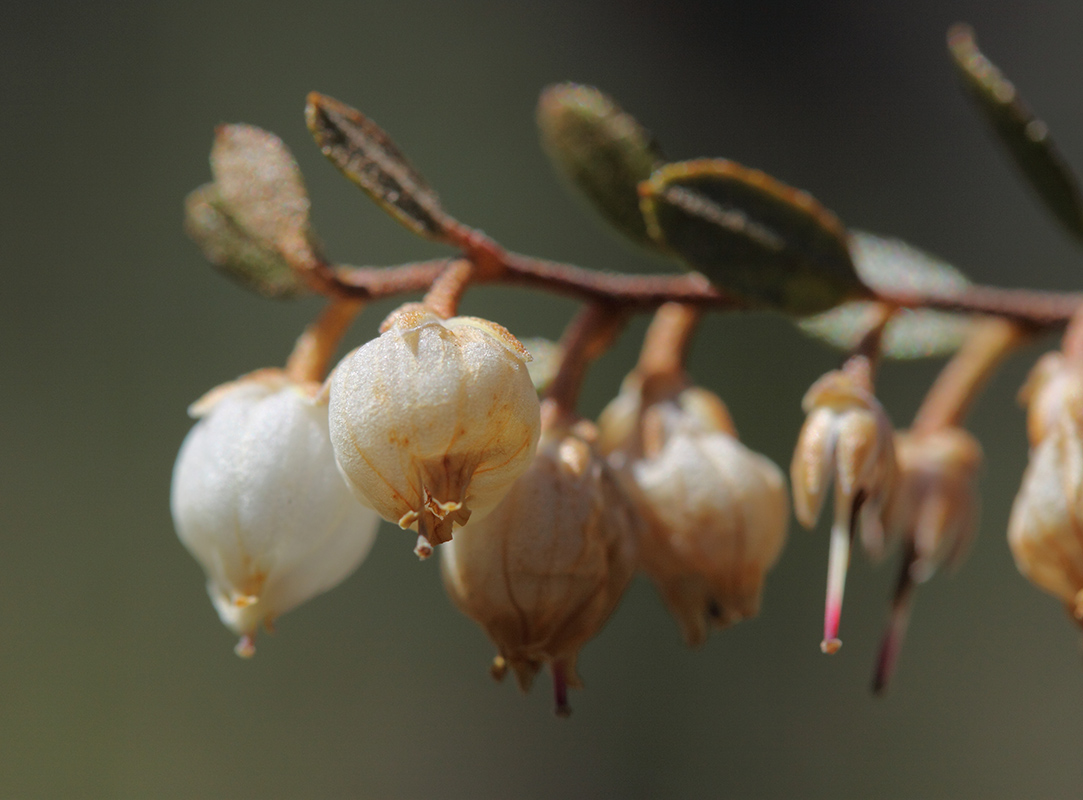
[329,305,541,558]
[171,371,380,656]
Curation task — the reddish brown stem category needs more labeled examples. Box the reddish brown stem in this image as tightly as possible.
[284,297,365,383]
[911,317,1025,435]
[1062,304,1083,364]
[635,303,702,382]
[545,303,629,421]
[423,258,475,319]
[842,303,894,391]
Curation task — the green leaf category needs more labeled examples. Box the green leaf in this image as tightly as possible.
[640,159,868,315]
[184,183,309,299]
[210,124,319,268]
[305,92,454,242]
[537,83,665,251]
[948,24,1083,242]
[799,232,975,359]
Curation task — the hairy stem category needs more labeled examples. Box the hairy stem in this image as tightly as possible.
[912,317,1025,434]
[544,303,629,421]
[284,297,365,383]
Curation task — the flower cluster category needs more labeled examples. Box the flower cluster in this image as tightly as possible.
[173,31,1083,715]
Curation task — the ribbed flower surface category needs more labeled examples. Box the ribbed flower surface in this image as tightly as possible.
[329,307,541,555]
[1010,352,1083,618]
[440,418,638,701]
[171,373,380,655]
[599,378,787,647]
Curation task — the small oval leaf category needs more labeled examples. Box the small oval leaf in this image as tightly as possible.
[210,124,318,268]
[305,92,454,242]
[537,83,665,251]
[799,232,975,359]
[184,183,309,299]
[948,24,1083,242]
[640,159,867,315]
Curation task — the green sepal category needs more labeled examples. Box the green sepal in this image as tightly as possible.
[640,159,868,315]
[949,24,1083,243]
[537,83,665,251]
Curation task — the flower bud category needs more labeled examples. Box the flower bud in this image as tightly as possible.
[440,413,639,716]
[598,375,787,647]
[886,427,982,582]
[329,305,541,558]
[171,371,380,657]
[791,368,896,653]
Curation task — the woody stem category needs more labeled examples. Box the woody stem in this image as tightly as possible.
[284,297,365,383]
[912,317,1025,434]
[544,302,629,421]
[635,303,702,381]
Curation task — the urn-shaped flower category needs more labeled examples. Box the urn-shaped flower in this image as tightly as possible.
[1009,352,1083,618]
[329,306,541,557]
[440,411,639,715]
[598,375,789,647]
[791,367,897,653]
[171,372,380,656]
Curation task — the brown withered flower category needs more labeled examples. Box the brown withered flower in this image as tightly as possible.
[598,373,789,647]
[873,426,982,693]
[791,367,896,653]
[1009,352,1083,621]
[440,406,639,716]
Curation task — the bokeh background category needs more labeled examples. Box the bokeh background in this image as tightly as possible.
[5,1,1083,797]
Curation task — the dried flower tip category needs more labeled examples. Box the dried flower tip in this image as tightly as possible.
[171,373,380,655]
[790,369,896,654]
[330,306,541,556]
[599,378,787,647]
[441,417,639,715]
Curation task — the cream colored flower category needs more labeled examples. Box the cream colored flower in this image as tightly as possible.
[599,375,787,647]
[1010,394,1083,619]
[171,371,380,657]
[329,305,541,558]
[791,368,896,653]
[440,414,639,716]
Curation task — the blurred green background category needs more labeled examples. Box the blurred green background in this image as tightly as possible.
[5,1,1083,797]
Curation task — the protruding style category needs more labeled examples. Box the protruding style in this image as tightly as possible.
[791,368,896,653]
